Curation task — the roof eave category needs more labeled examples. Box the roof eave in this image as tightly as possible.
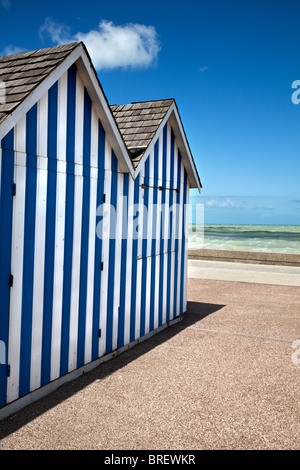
[74,43,134,178]
[134,101,202,191]
[0,44,82,142]
[0,42,135,179]
[169,105,202,191]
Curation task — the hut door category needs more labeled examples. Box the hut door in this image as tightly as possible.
[0,130,15,408]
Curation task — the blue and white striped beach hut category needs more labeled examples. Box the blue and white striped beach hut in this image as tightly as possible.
[0,42,202,418]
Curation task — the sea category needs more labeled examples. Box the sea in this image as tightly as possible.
[188,224,300,254]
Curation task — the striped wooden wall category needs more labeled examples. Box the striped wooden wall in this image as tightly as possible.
[0,64,189,409]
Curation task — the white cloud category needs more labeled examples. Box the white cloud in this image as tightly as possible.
[206,199,240,208]
[39,17,71,45]
[199,66,208,72]
[39,18,161,71]
[1,45,27,56]
[1,0,11,9]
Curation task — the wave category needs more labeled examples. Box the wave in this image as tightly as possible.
[188,224,300,253]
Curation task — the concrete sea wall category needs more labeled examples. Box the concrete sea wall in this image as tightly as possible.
[188,249,300,267]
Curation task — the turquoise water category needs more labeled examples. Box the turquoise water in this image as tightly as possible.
[188,224,300,253]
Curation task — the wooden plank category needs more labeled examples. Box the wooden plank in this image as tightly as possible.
[5,82,37,95]
[0,102,16,112]
[14,68,52,79]
[0,76,42,88]
[4,91,29,103]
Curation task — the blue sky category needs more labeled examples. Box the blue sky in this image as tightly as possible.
[1,0,299,224]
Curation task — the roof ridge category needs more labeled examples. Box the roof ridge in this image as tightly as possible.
[0,42,82,125]
[110,98,176,169]
[0,42,80,61]
[110,98,175,107]
[130,98,175,104]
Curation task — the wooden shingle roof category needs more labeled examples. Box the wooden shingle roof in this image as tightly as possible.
[110,99,174,168]
[0,43,79,124]
[0,43,201,189]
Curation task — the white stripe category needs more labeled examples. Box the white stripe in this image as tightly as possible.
[162,123,171,324]
[147,148,154,258]
[170,141,178,319]
[74,73,84,168]
[98,137,111,357]
[50,166,66,381]
[183,183,190,312]
[135,167,144,339]
[145,148,154,333]
[90,104,98,169]
[112,169,123,350]
[36,93,48,158]
[68,73,84,372]
[47,72,68,380]
[84,107,98,364]
[170,252,175,319]
[57,72,68,161]
[30,94,48,391]
[68,180,83,372]
[124,175,134,346]
[177,160,184,316]
[7,116,26,403]
[154,132,163,328]
[84,172,97,363]
[172,141,178,250]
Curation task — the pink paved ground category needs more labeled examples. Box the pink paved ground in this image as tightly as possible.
[0,279,299,450]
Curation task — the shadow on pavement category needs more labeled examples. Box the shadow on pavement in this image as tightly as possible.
[0,300,225,440]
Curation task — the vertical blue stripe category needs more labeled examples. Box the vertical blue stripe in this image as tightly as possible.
[106,150,118,354]
[130,173,140,341]
[173,150,182,318]
[152,139,159,256]
[117,173,129,349]
[0,129,14,408]
[180,169,187,314]
[60,65,76,376]
[19,104,38,397]
[140,158,150,336]
[166,130,175,322]
[41,81,58,386]
[149,140,159,332]
[140,165,149,337]
[142,157,150,258]
[92,121,105,360]
[77,89,92,368]
[158,124,168,327]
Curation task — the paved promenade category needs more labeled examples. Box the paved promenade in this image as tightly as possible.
[188,259,300,286]
[0,262,299,450]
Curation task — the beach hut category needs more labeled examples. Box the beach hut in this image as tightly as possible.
[0,42,202,418]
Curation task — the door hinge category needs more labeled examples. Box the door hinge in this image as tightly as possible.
[7,365,10,377]
[9,274,13,287]
[101,261,103,271]
[12,183,16,196]
[103,193,106,203]
[98,329,101,338]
